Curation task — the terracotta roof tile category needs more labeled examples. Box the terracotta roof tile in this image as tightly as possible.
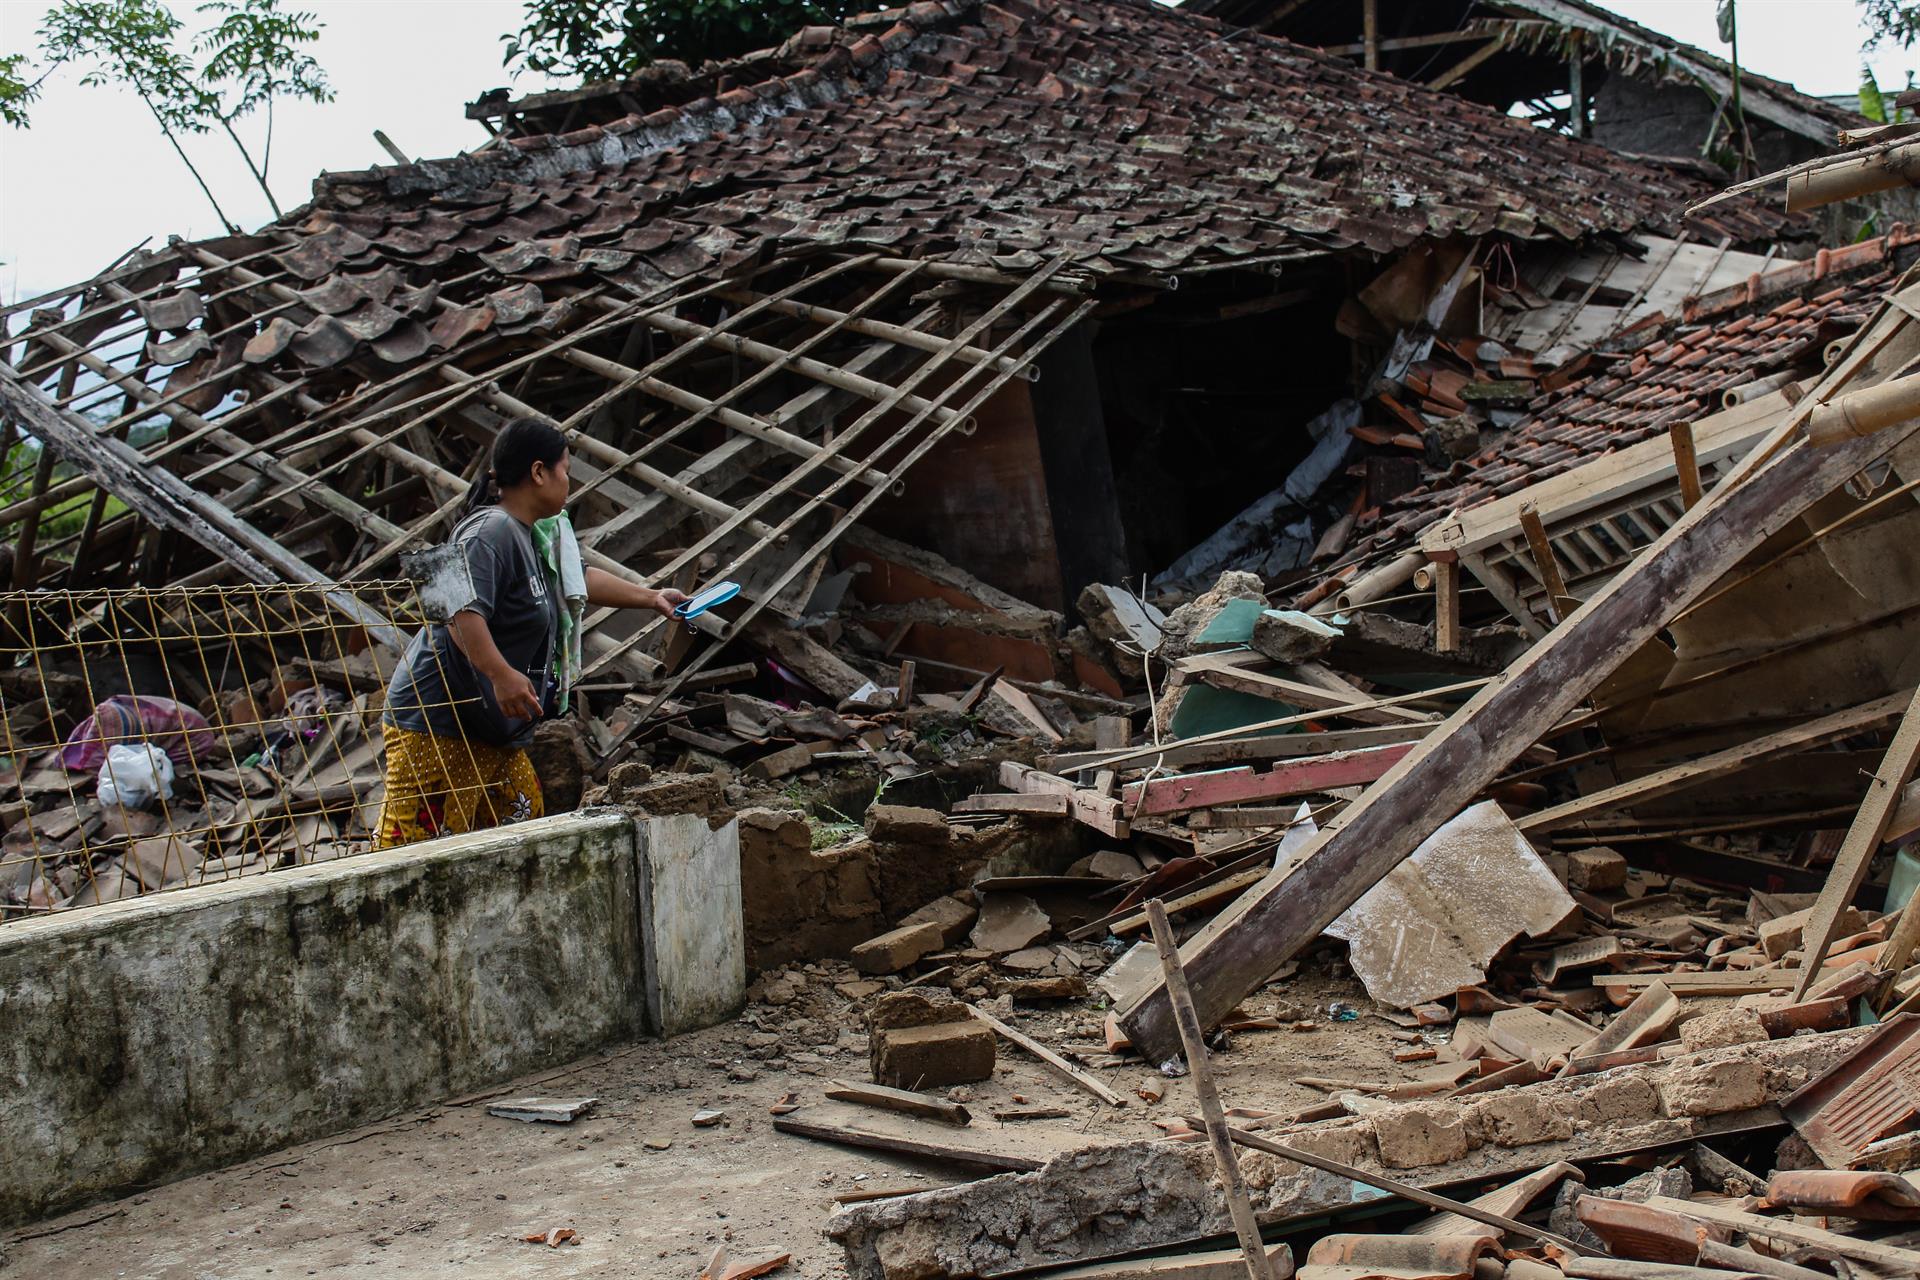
[1335,230,1920,571]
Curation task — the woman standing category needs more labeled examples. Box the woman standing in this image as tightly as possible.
[375,418,686,847]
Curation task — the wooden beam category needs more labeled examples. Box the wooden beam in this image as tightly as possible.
[1670,421,1704,509]
[1361,0,1380,70]
[1794,684,1920,997]
[969,1005,1126,1107]
[1042,723,1433,774]
[1072,679,1488,775]
[1429,37,1504,90]
[0,370,404,650]
[1224,1128,1586,1253]
[1174,651,1434,726]
[1146,900,1281,1280]
[1120,742,1414,816]
[1115,419,1920,1064]
[1642,1197,1920,1273]
[1000,761,1129,838]
[1434,558,1461,654]
[1322,29,1489,58]
[1518,693,1908,836]
[1518,502,1571,622]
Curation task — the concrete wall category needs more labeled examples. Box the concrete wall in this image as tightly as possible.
[0,807,743,1228]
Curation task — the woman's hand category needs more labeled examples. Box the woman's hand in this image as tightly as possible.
[652,588,691,618]
[486,664,543,720]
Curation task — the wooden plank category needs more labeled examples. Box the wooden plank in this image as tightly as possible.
[1429,36,1504,90]
[1796,684,1920,997]
[1175,651,1432,727]
[1146,900,1280,1280]
[1001,761,1129,838]
[824,1079,971,1126]
[1115,416,1920,1063]
[1410,1161,1582,1235]
[1518,501,1571,621]
[1120,743,1414,816]
[1642,1196,1920,1272]
[951,792,1071,817]
[0,368,404,651]
[1670,421,1704,509]
[1421,385,1795,559]
[1041,1245,1294,1280]
[1190,806,1316,830]
[1223,1127,1585,1252]
[1106,868,1272,938]
[1593,972,1791,996]
[772,1103,1091,1172]
[1434,557,1461,654]
[1517,693,1907,835]
[1042,723,1433,773]
[969,1005,1127,1107]
[1090,682,1486,779]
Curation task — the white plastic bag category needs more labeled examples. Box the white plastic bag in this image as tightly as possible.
[97,743,176,811]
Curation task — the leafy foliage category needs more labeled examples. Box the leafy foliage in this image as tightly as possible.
[504,0,857,82]
[1863,64,1890,122]
[1864,0,1920,50]
[3,0,330,225]
[1859,65,1915,124]
[0,53,40,126]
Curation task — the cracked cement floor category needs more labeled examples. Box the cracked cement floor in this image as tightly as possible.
[1,957,1407,1279]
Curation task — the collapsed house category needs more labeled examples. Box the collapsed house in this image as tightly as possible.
[13,1,1920,1278]
[1186,0,1860,167]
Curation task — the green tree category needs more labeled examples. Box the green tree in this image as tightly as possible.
[1,0,329,229]
[504,0,857,82]
[197,0,334,218]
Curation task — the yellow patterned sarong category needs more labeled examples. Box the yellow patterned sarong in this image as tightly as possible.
[375,724,544,849]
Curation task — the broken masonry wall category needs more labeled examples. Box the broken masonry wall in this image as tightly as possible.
[862,374,1072,613]
[1591,75,1823,178]
[738,799,1089,970]
[827,1028,1867,1280]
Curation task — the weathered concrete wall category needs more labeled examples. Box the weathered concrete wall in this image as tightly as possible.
[637,811,745,1035]
[0,808,742,1228]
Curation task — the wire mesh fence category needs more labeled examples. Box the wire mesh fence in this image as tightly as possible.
[0,582,495,923]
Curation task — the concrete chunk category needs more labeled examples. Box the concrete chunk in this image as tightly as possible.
[1760,906,1867,960]
[972,892,1051,954]
[872,1021,996,1089]
[1250,608,1341,664]
[1656,1060,1768,1118]
[1370,1102,1474,1169]
[851,920,947,975]
[1564,847,1627,893]
[899,893,978,947]
[1679,1007,1770,1054]
[865,804,951,845]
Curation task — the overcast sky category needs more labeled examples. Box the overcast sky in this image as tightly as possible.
[0,0,1911,303]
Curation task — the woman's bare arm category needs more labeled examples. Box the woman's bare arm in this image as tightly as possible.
[448,610,541,719]
[584,566,687,615]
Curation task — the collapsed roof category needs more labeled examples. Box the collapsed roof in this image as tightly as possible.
[1327,226,1920,584]
[1183,0,1864,150]
[0,0,1801,714]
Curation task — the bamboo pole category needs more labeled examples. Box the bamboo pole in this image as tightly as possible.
[1146,899,1280,1280]
[1806,371,1920,448]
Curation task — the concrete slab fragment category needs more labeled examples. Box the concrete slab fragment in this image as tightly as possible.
[1325,802,1574,1009]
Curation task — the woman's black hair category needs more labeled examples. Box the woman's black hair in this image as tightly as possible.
[461,418,568,516]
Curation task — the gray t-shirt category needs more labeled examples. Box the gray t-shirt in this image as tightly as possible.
[384,507,559,749]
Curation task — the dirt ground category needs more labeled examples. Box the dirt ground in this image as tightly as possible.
[1,956,1409,1280]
